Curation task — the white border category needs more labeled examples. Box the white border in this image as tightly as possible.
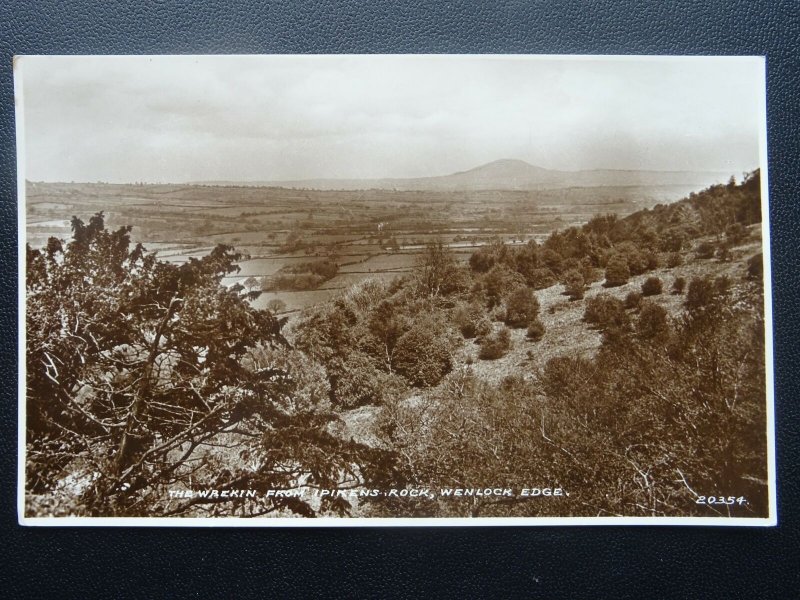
[15,54,777,527]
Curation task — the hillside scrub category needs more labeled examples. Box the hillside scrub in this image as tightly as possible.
[373,269,767,517]
[464,171,761,298]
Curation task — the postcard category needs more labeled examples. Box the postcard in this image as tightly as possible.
[16,54,775,525]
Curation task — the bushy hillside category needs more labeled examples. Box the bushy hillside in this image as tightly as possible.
[294,171,768,518]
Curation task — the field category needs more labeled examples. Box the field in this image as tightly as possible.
[26,181,698,313]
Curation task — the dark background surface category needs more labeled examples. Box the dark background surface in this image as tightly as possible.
[1,1,798,597]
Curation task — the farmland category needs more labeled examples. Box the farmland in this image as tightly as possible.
[25,180,700,313]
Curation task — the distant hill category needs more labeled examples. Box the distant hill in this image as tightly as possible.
[196,159,734,192]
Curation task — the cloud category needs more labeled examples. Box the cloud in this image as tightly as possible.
[17,55,764,183]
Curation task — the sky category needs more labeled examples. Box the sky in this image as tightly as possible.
[16,55,765,183]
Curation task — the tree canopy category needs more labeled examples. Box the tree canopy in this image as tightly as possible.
[25,213,394,517]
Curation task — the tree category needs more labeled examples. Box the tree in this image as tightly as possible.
[266,298,286,313]
[25,214,392,518]
[452,301,492,339]
[415,240,463,298]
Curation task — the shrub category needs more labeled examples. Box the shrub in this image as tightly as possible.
[685,275,732,314]
[581,264,603,285]
[641,277,663,297]
[469,245,497,273]
[478,327,512,360]
[637,301,670,342]
[392,325,453,387]
[624,291,642,310]
[644,251,661,271]
[503,286,540,328]
[484,264,526,308]
[747,253,763,280]
[695,241,716,259]
[615,242,648,275]
[452,302,487,339]
[604,254,630,287]
[716,242,733,262]
[525,267,557,290]
[583,294,630,331]
[671,276,686,295]
[666,252,683,268]
[726,223,748,245]
[685,276,715,311]
[526,318,546,341]
[661,230,687,252]
[562,269,585,301]
[335,352,406,408]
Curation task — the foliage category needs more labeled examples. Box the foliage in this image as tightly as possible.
[392,318,455,387]
[451,301,492,339]
[695,241,716,260]
[503,285,540,328]
[604,254,630,287]
[747,253,763,280]
[478,327,512,360]
[334,352,407,408]
[483,264,526,309]
[685,275,731,315]
[374,275,767,518]
[583,294,630,332]
[641,276,663,297]
[562,269,585,301]
[414,240,467,298]
[25,214,394,517]
[526,318,546,341]
[672,277,686,295]
[636,301,670,343]
[266,298,286,313]
[666,252,683,268]
[262,260,338,291]
[624,291,643,310]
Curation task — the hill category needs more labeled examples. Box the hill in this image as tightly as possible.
[198,158,733,192]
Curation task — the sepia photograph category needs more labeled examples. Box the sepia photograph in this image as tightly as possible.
[15,54,774,525]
